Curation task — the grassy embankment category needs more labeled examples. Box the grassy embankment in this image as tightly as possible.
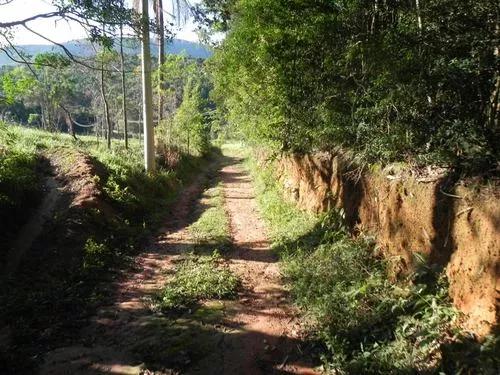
[244,148,499,374]
[0,123,214,372]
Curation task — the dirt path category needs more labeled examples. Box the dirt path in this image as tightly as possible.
[39,152,318,375]
[216,156,318,375]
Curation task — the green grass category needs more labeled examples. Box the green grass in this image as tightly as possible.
[158,179,238,311]
[139,175,238,369]
[188,182,231,251]
[159,251,238,310]
[0,123,44,251]
[244,146,500,374]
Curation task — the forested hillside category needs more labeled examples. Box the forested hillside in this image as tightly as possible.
[0,38,212,66]
[0,0,498,374]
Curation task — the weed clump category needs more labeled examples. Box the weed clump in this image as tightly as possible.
[188,183,230,250]
[83,238,111,271]
[159,251,239,310]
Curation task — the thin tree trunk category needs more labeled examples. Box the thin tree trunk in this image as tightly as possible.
[45,104,52,130]
[99,24,112,149]
[415,0,423,31]
[40,104,47,129]
[371,0,378,34]
[100,55,112,149]
[141,0,156,172]
[157,0,165,123]
[119,13,129,149]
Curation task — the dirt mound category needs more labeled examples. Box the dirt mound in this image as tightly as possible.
[50,149,110,212]
[446,183,500,335]
[276,151,500,337]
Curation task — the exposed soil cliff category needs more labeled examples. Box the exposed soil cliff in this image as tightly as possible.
[276,152,499,336]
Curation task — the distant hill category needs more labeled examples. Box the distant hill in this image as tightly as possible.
[0,38,212,66]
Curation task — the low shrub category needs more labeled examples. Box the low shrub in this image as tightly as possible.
[82,238,111,271]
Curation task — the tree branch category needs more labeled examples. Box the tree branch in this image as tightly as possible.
[0,11,65,28]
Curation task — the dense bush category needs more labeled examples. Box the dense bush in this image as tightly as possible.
[156,58,215,157]
[210,0,499,170]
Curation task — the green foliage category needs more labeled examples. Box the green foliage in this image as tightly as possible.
[210,0,499,170]
[0,125,214,372]
[167,77,212,156]
[188,183,231,250]
[34,52,71,68]
[245,153,317,247]
[159,251,239,310]
[83,238,111,270]
[1,67,36,105]
[155,57,216,157]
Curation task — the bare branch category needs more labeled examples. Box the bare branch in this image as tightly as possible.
[0,33,39,78]
[0,11,65,29]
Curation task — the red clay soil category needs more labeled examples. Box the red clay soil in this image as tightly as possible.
[39,154,318,375]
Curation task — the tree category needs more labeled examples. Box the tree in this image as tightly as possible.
[155,0,165,122]
[95,43,113,148]
[155,0,191,122]
[170,76,211,156]
[209,0,499,170]
[119,0,129,149]
[139,0,156,172]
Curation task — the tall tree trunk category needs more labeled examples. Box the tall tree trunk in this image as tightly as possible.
[157,0,165,123]
[64,112,77,140]
[100,53,112,149]
[141,0,156,172]
[119,11,129,149]
[40,104,47,129]
[371,0,378,34]
[99,22,112,148]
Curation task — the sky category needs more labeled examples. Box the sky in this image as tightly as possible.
[0,0,200,45]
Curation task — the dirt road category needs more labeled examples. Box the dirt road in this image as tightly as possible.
[216,155,318,374]
[40,150,318,375]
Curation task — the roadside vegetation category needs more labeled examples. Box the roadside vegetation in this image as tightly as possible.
[188,182,231,251]
[246,154,499,374]
[0,123,43,254]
